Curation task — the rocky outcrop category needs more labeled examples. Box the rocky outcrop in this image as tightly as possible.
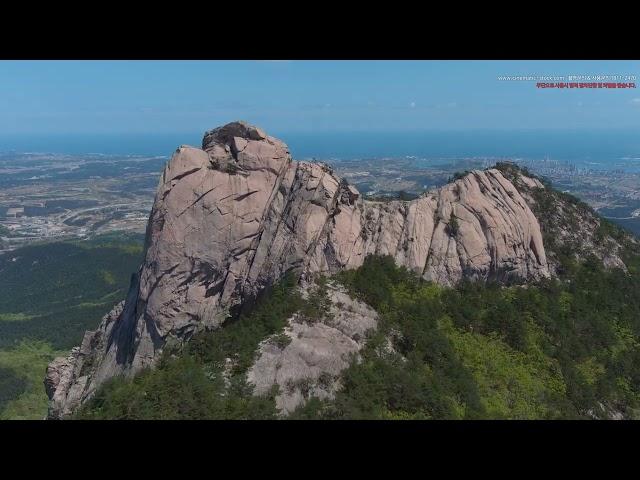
[45,302,125,419]
[248,281,378,415]
[44,352,78,418]
[45,121,550,418]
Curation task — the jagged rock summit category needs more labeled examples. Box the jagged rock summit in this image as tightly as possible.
[45,121,550,418]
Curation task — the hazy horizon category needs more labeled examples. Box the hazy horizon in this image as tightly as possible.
[2,60,638,159]
[1,128,639,163]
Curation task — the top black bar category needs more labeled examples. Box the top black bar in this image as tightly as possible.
[2,7,637,60]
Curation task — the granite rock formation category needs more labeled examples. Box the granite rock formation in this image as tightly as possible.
[248,281,378,415]
[45,121,550,418]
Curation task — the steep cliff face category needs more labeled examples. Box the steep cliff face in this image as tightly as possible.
[45,122,550,418]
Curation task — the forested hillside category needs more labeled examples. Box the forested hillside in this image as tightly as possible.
[294,254,640,419]
[0,234,143,419]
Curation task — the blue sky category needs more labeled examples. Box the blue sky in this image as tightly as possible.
[0,60,639,135]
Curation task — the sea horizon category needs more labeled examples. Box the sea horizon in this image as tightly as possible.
[1,128,639,167]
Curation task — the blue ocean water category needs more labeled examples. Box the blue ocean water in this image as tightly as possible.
[285,129,640,162]
[1,129,640,169]
[0,133,203,157]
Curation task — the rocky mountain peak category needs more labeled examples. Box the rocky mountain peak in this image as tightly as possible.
[45,123,552,418]
[203,120,268,149]
[198,121,290,176]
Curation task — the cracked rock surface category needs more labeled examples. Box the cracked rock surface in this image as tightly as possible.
[248,282,378,415]
[46,121,550,418]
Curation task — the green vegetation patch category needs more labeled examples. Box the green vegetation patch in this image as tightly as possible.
[0,367,28,413]
[0,313,35,322]
[0,341,66,420]
[100,270,117,285]
[0,238,143,350]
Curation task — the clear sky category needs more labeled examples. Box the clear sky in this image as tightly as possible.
[1,60,639,135]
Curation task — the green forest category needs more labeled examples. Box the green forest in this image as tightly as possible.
[0,234,144,419]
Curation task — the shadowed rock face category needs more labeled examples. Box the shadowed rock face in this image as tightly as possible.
[45,121,550,418]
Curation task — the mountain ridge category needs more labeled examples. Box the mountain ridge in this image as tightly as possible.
[44,122,631,418]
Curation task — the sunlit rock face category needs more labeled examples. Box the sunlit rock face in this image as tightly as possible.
[46,121,549,418]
